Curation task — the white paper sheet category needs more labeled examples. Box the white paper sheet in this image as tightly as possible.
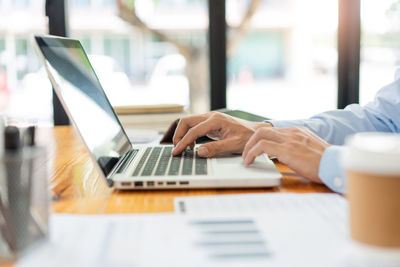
[17,194,354,267]
[173,193,352,266]
[174,193,347,218]
[17,214,275,267]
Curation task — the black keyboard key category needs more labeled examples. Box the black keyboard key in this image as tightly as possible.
[168,156,182,176]
[141,147,162,176]
[182,149,194,175]
[132,147,152,176]
[155,147,173,176]
[195,150,208,175]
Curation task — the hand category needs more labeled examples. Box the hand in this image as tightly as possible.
[242,127,330,183]
[172,112,271,157]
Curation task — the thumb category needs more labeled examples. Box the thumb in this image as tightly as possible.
[198,139,234,158]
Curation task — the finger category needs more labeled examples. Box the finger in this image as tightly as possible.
[197,138,239,158]
[172,114,208,146]
[242,128,286,159]
[172,118,220,156]
[243,140,286,166]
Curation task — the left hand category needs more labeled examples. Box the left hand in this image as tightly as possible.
[242,127,330,183]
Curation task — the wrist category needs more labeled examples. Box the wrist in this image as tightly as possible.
[234,116,273,131]
[252,122,272,131]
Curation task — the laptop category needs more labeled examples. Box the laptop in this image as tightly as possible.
[33,35,281,190]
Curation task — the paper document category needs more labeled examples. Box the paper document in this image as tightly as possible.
[18,214,275,267]
[18,194,351,267]
[173,193,351,266]
[175,193,346,217]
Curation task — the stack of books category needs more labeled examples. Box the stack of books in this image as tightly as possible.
[114,104,187,132]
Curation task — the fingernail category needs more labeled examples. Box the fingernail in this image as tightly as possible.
[198,147,209,157]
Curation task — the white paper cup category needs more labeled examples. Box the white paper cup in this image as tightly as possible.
[342,133,400,265]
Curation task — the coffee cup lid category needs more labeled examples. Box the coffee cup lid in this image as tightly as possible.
[342,133,400,176]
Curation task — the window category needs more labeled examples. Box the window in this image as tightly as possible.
[13,0,30,8]
[360,0,400,105]
[70,0,209,112]
[226,0,338,120]
[0,0,50,122]
[69,0,91,8]
[0,38,5,52]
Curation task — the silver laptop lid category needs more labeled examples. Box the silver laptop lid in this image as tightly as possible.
[34,35,132,180]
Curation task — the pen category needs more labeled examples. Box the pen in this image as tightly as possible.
[24,125,36,147]
[4,125,20,151]
[24,127,35,212]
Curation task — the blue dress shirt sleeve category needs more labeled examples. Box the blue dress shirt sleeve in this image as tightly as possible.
[265,76,400,193]
[318,146,346,194]
[269,78,400,145]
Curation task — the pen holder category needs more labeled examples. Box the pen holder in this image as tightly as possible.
[0,146,49,261]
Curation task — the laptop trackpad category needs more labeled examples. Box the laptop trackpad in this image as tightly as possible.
[213,153,278,177]
[215,153,272,167]
[215,154,243,164]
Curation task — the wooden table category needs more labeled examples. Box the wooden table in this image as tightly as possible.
[0,126,334,267]
[45,126,333,214]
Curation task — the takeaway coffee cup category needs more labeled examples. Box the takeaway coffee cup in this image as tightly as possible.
[342,133,400,263]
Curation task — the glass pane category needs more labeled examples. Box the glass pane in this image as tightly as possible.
[70,0,209,113]
[0,0,51,123]
[227,0,338,120]
[360,0,399,105]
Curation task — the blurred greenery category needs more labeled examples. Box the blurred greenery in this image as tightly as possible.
[387,0,400,14]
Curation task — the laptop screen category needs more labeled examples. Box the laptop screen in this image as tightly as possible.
[34,36,132,177]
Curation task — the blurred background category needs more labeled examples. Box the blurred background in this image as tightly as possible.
[0,0,399,125]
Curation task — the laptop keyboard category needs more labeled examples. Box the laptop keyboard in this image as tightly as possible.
[132,146,208,176]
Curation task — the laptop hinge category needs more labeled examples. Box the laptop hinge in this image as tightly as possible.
[107,149,139,179]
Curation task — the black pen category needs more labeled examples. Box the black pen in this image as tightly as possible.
[24,125,36,147]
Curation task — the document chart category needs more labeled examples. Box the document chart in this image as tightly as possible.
[175,193,351,267]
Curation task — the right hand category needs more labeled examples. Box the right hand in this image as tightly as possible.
[172,112,271,157]
[242,126,330,183]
